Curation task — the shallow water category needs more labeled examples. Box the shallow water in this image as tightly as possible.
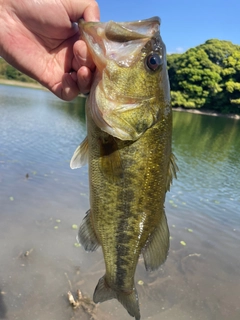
[0,84,240,320]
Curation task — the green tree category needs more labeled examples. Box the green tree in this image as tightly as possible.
[0,58,36,83]
[168,39,240,114]
[5,64,20,79]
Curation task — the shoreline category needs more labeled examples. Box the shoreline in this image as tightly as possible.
[173,106,240,120]
[0,78,45,90]
[1,79,239,120]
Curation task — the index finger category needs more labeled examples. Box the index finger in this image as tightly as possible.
[83,0,100,21]
[67,0,100,22]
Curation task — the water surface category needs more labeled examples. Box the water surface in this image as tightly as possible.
[0,85,239,320]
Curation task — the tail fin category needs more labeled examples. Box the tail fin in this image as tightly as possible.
[93,276,140,320]
[117,288,140,320]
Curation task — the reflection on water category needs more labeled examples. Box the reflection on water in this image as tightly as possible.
[172,112,240,225]
[0,85,240,320]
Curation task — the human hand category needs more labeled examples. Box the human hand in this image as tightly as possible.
[0,0,99,100]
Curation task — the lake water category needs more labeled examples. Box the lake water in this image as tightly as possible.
[0,84,240,320]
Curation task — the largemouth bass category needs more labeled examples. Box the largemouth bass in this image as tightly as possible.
[70,16,177,320]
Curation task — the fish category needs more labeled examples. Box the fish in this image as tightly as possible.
[70,16,178,320]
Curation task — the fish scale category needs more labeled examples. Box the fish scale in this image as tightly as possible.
[70,16,178,320]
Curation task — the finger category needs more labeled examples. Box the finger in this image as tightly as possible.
[67,0,100,22]
[52,73,80,101]
[76,66,94,94]
[73,40,95,71]
[83,1,100,22]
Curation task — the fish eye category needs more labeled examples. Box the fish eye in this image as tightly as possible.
[145,53,163,71]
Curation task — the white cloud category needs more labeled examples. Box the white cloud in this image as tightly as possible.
[167,47,185,55]
[175,47,185,53]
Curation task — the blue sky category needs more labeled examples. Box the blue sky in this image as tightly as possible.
[97,0,240,54]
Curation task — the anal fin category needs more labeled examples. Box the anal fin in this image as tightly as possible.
[78,210,100,252]
[142,210,169,271]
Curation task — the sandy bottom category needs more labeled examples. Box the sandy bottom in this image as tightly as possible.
[0,193,239,320]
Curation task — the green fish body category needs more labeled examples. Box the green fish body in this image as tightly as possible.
[71,17,177,320]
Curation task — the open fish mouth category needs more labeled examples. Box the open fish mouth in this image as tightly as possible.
[78,17,161,69]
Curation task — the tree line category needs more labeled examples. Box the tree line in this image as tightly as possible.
[168,39,240,114]
[1,39,240,114]
[0,58,37,83]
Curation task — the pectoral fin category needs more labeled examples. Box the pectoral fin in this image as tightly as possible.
[78,210,100,252]
[70,137,88,169]
[142,210,169,271]
[99,136,123,183]
[166,153,178,191]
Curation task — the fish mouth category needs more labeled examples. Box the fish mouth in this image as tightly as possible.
[78,17,161,69]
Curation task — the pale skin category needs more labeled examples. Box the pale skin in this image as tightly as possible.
[0,0,100,100]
